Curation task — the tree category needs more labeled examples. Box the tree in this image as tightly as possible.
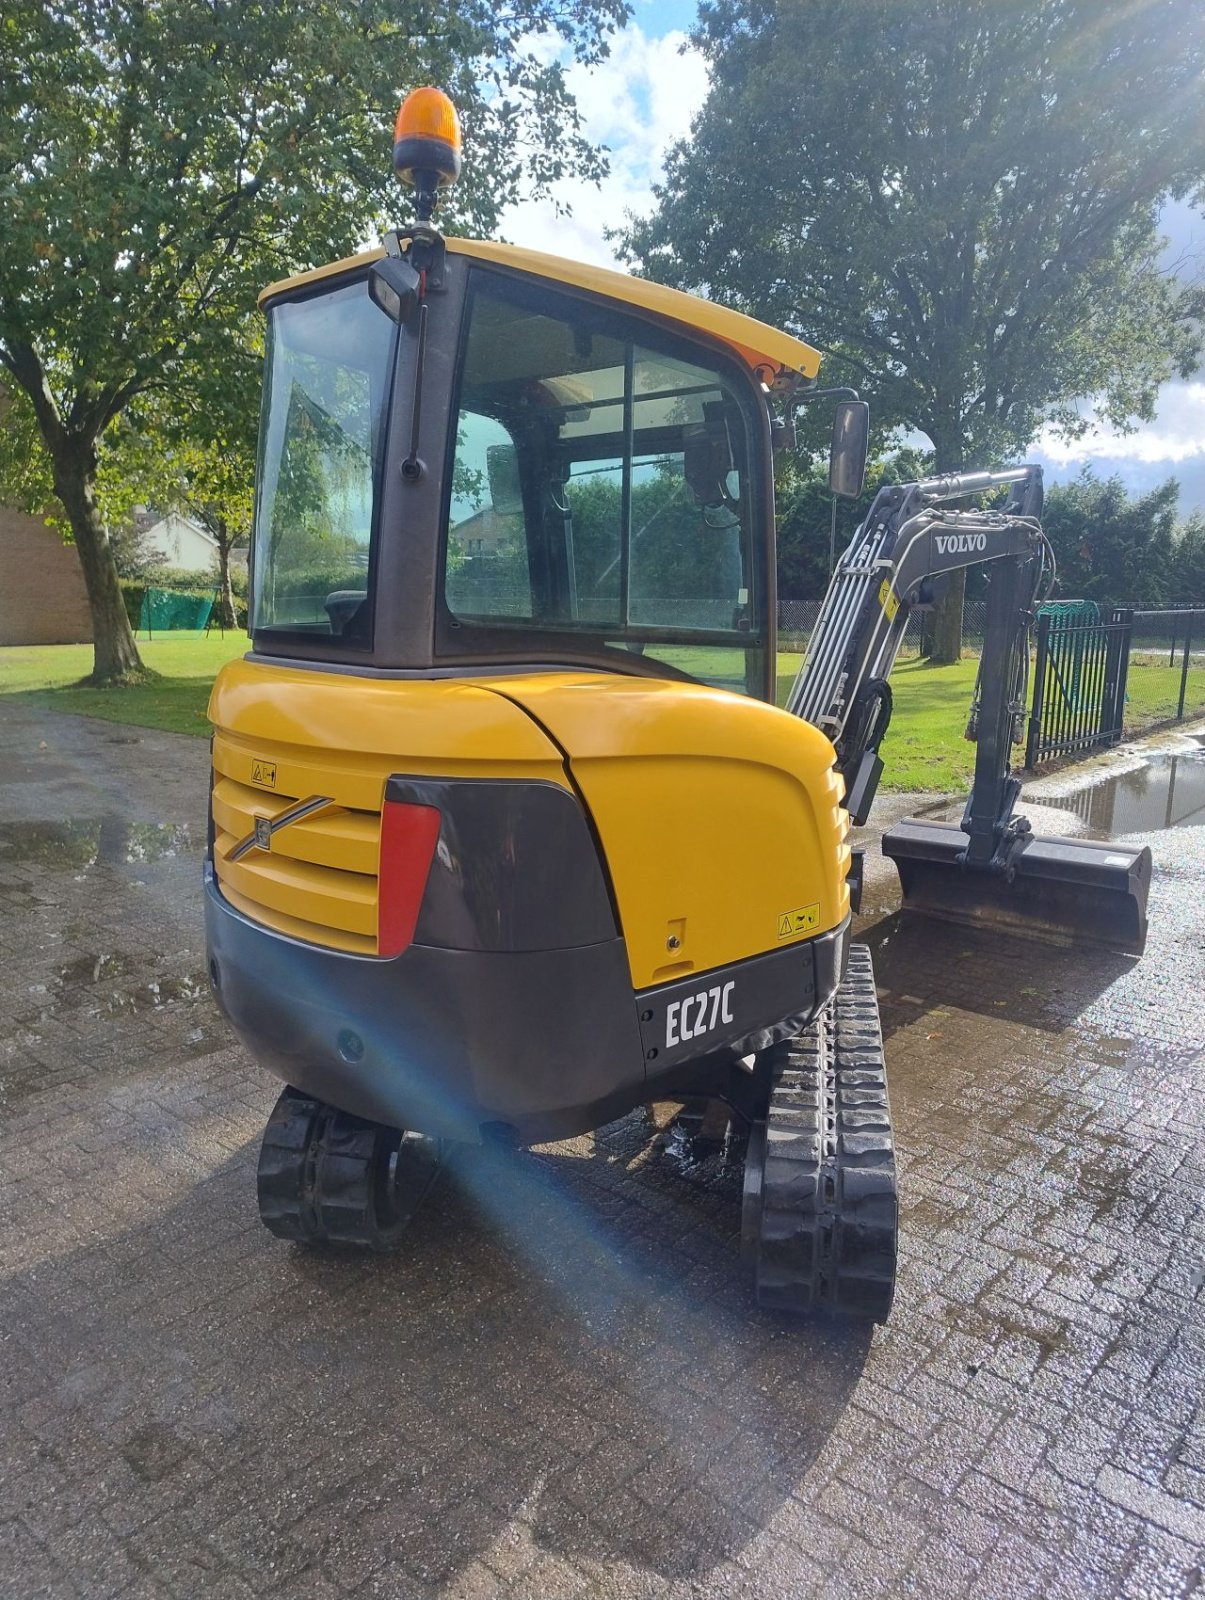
[0,0,627,683]
[136,342,261,628]
[1042,469,1180,606]
[775,447,935,602]
[170,434,256,630]
[1173,512,1205,605]
[621,0,1205,660]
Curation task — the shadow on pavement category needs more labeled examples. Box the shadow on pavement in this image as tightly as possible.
[857,909,1135,1038]
[3,1116,873,1592]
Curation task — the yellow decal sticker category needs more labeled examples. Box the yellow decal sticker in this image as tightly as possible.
[251,759,277,790]
[777,903,821,939]
[878,579,900,621]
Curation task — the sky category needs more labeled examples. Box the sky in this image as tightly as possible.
[499,3,1205,515]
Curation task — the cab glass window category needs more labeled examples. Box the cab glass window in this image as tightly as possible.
[251,279,396,642]
[443,272,766,694]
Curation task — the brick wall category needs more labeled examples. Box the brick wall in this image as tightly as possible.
[0,506,93,646]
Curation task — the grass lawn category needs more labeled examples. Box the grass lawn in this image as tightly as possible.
[0,632,249,736]
[2,631,988,792]
[775,654,982,791]
[1123,655,1205,729]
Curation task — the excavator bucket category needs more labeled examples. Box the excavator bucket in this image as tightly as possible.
[881,819,1152,955]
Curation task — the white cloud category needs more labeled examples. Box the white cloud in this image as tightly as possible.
[1037,381,1205,468]
[498,25,709,269]
[1157,198,1205,283]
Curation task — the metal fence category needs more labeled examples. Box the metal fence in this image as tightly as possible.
[1024,605,1205,768]
[1125,608,1205,727]
[1024,607,1133,767]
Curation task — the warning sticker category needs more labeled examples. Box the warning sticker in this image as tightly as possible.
[251,759,277,790]
[777,902,821,939]
[878,579,900,621]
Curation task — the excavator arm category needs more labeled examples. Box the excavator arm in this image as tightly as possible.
[785,464,1152,953]
[788,465,1047,832]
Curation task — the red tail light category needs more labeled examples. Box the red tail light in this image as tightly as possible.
[377,800,441,957]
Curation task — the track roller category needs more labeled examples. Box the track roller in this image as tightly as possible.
[256,1087,442,1250]
[741,944,897,1321]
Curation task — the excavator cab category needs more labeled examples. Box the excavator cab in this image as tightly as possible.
[250,237,788,695]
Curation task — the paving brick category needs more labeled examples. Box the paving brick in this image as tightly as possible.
[2,700,1204,1600]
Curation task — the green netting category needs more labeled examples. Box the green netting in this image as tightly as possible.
[1037,598,1100,624]
[1037,598,1102,708]
[138,588,214,634]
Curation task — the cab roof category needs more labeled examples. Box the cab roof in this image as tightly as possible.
[258,236,822,389]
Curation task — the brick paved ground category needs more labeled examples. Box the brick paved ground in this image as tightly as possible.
[1,699,1203,1600]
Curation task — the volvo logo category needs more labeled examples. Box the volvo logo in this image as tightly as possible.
[934,532,988,555]
[229,795,336,862]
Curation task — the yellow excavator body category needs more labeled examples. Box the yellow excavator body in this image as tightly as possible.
[210,661,849,983]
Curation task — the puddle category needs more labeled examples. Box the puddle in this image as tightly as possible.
[23,955,209,1022]
[3,951,218,1112]
[1042,740,1205,834]
[653,1101,746,1184]
[0,817,192,868]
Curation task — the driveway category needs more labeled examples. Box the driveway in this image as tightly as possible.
[1,700,1202,1599]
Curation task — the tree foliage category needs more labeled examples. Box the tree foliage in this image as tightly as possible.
[1173,513,1205,604]
[0,0,629,680]
[1041,470,1202,607]
[775,448,935,602]
[621,0,1205,656]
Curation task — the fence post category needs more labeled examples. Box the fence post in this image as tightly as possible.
[1178,612,1195,721]
[1108,608,1133,742]
[1025,611,1050,768]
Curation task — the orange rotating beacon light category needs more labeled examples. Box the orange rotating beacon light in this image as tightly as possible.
[393,87,462,221]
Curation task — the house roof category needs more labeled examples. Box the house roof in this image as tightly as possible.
[143,511,216,548]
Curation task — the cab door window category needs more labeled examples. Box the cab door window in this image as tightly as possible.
[442,271,767,695]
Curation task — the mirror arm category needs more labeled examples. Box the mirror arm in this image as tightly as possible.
[794,385,862,407]
[777,385,864,456]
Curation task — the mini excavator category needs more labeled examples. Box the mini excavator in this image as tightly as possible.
[204,89,1151,1321]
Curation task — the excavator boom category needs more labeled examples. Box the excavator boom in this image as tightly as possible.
[788,465,1152,953]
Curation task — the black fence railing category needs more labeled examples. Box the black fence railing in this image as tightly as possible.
[1024,608,1133,767]
[1126,607,1205,726]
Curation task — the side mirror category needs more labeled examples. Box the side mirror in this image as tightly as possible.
[486,443,524,516]
[368,256,421,324]
[829,400,870,499]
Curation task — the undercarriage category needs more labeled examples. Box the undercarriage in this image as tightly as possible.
[254,943,899,1323]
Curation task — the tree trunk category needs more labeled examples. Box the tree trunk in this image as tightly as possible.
[926,420,966,664]
[215,519,237,629]
[930,567,967,664]
[53,444,146,685]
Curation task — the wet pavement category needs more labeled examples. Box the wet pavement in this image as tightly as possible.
[1,699,1203,1600]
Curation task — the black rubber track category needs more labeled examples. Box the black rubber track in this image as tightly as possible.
[742,944,897,1321]
[257,1087,441,1251]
